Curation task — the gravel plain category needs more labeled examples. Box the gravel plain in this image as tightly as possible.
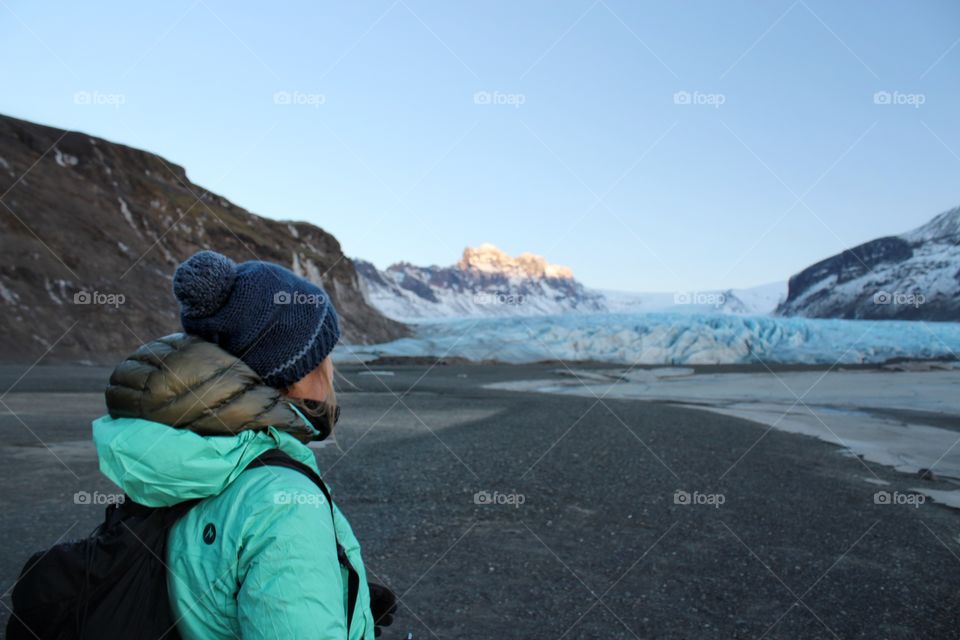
[1,362,959,639]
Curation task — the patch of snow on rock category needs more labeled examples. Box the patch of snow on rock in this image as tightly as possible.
[53,147,79,167]
[45,278,64,305]
[118,197,141,234]
[0,278,20,304]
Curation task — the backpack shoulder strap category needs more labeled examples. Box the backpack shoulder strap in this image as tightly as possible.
[246,448,334,506]
[244,449,360,635]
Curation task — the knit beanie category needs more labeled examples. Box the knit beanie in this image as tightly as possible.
[172,250,340,389]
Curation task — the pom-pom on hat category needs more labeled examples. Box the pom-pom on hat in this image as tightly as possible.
[172,250,340,389]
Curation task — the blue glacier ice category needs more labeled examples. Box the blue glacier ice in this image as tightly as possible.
[341,312,960,365]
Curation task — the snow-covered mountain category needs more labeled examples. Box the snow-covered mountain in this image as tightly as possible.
[355,244,606,321]
[777,205,960,321]
[356,243,784,321]
[601,281,785,316]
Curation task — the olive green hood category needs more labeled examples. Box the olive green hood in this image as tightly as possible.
[105,332,319,442]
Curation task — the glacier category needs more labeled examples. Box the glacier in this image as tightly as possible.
[341,312,960,365]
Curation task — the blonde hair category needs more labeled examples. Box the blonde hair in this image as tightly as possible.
[317,358,338,432]
[282,356,339,436]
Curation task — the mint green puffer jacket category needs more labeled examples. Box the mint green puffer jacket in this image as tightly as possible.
[93,334,374,639]
[93,418,373,639]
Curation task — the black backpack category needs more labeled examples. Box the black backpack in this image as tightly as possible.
[5,449,360,640]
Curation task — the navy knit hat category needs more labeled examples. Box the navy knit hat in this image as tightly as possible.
[172,250,340,389]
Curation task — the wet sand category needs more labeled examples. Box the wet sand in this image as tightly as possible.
[487,364,960,504]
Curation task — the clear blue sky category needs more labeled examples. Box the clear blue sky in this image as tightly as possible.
[2,0,958,292]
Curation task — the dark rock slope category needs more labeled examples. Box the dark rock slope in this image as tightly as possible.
[0,114,407,363]
[777,205,960,321]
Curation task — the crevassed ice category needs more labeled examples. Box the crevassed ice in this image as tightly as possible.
[343,313,960,365]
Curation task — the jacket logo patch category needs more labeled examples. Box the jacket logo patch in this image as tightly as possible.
[202,523,217,545]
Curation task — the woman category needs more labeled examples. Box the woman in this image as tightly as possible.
[93,250,394,639]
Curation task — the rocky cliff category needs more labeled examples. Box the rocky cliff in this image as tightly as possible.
[0,114,407,363]
[777,205,960,321]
